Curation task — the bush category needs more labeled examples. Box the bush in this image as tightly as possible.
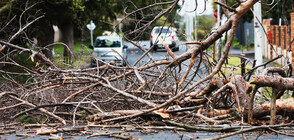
[222,36,246,50]
[18,115,39,124]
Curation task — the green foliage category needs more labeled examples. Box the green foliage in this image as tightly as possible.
[262,0,293,20]
[231,37,245,50]
[79,110,89,120]
[0,0,118,41]
[0,53,37,84]
[18,115,39,124]
[120,1,180,40]
[222,35,246,50]
[154,16,171,27]
[54,40,92,55]
[212,0,293,22]
[195,16,216,41]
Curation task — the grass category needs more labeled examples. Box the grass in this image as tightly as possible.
[53,55,91,69]
[212,56,252,77]
[52,39,93,68]
[251,86,293,102]
[54,40,92,55]
[18,115,39,124]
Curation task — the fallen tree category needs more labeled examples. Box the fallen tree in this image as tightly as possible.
[0,0,294,139]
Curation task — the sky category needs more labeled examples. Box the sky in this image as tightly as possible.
[178,0,213,16]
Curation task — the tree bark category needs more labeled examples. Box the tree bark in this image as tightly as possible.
[251,76,294,91]
[270,89,278,125]
[37,24,54,60]
[248,86,259,123]
[59,21,74,64]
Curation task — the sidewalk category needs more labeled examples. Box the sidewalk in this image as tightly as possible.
[229,47,254,57]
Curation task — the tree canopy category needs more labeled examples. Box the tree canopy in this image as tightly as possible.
[212,0,293,22]
[0,0,179,57]
[0,0,120,60]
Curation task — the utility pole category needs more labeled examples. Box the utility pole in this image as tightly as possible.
[194,12,197,41]
[184,0,194,42]
[216,1,221,60]
[185,14,194,42]
[253,1,265,112]
[253,1,263,71]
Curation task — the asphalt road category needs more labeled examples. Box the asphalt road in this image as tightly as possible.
[125,41,187,66]
[124,41,210,81]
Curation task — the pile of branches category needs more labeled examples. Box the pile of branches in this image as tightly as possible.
[1,0,294,139]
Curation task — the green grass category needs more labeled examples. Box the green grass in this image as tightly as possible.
[54,44,64,54]
[52,40,92,69]
[262,58,281,67]
[211,56,252,77]
[53,55,91,69]
[54,40,92,55]
[18,115,39,124]
[264,87,292,98]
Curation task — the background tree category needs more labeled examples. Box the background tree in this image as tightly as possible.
[117,0,180,40]
[222,0,293,22]
[194,15,216,41]
[0,0,119,62]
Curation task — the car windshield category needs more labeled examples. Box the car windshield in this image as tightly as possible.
[154,28,171,34]
[94,38,121,48]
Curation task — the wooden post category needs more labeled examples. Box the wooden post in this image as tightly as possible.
[291,12,294,72]
[194,23,197,41]
[213,43,216,60]
[270,88,278,125]
[241,54,246,76]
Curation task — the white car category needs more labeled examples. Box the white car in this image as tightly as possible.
[90,36,128,67]
[150,26,179,51]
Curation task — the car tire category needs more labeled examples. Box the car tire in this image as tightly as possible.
[153,45,157,51]
[170,45,176,52]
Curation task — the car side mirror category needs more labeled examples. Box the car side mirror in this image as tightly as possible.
[89,45,93,49]
[123,45,128,49]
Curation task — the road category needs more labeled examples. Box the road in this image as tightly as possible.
[124,41,210,81]
[125,41,187,65]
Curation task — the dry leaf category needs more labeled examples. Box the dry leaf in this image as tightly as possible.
[35,62,40,67]
[153,110,170,119]
[29,55,34,62]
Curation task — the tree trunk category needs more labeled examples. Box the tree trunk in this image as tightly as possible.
[59,21,74,64]
[250,98,294,119]
[37,24,54,60]
[270,89,278,125]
